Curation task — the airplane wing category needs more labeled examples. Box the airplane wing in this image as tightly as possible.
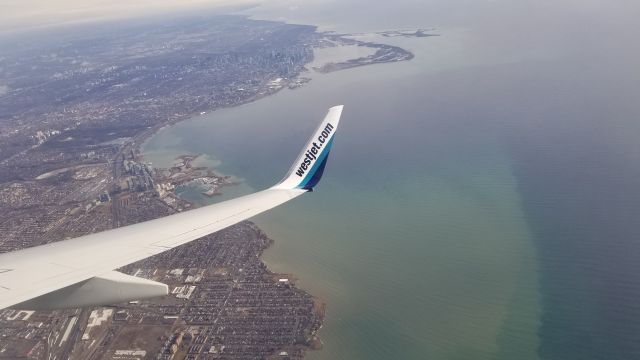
[0,105,343,310]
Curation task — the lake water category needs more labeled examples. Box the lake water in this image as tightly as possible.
[143,2,640,359]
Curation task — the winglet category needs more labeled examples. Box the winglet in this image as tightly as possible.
[273,105,343,191]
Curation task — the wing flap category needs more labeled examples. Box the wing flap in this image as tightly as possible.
[13,271,169,310]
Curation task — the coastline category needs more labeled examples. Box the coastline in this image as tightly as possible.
[133,28,428,357]
[130,31,425,155]
[131,87,327,357]
[138,27,547,360]
[127,149,328,354]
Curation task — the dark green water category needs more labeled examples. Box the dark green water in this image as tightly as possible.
[143,2,640,358]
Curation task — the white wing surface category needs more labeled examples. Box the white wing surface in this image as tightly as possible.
[0,105,343,310]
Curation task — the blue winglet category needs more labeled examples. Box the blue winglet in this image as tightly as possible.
[272,106,343,191]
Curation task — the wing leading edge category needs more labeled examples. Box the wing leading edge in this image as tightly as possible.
[0,105,343,310]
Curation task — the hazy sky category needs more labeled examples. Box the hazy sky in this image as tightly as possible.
[0,0,258,33]
[3,0,637,36]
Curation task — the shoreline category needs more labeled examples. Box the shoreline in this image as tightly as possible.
[128,61,323,355]
[130,27,432,157]
[130,28,428,357]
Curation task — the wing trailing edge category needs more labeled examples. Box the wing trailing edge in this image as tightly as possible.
[13,271,168,310]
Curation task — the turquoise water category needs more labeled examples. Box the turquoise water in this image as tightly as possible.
[143,34,542,359]
[143,2,640,358]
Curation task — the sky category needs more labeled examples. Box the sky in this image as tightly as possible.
[0,0,259,34]
[3,0,637,37]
